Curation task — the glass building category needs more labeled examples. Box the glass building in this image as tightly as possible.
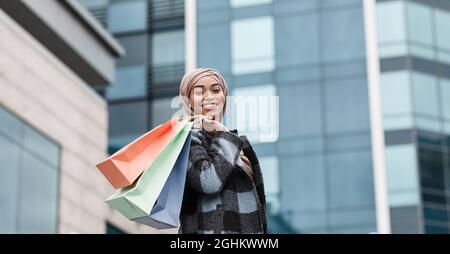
[82,0,450,234]
[80,0,186,154]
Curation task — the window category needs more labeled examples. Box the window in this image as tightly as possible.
[107,0,147,33]
[327,150,375,209]
[259,156,279,215]
[231,16,274,75]
[79,0,108,8]
[324,78,370,134]
[151,30,185,85]
[278,83,322,138]
[150,97,183,129]
[276,13,320,67]
[380,71,412,116]
[441,79,450,120]
[377,1,407,58]
[0,107,59,233]
[280,155,326,212]
[419,148,445,193]
[116,34,149,67]
[108,101,149,152]
[412,72,439,118]
[321,8,366,62]
[385,144,420,207]
[106,66,147,100]
[152,30,185,67]
[229,84,278,143]
[230,0,272,8]
[435,9,450,51]
[407,2,433,46]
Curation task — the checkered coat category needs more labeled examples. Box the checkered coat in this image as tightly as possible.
[179,129,267,234]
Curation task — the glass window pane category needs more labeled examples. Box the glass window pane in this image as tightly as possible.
[0,107,23,143]
[325,78,370,134]
[107,0,147,33]
[435,9,450,51]
[117,34,149,67]
[280,154,326,212]
[385,144,419,193]
[377,1,407,44]
[0,135,21,233]
[152,30,185,67]
[278,83,322,138]
[412,72,439,117]
[230,0,272,8]
[410,44,435,60]
[379,44,408,58]
[384,115,414,131]
[437,50,450,65]
[22,125,59,167]
[290,211,327,233]
[321,0,361,8]
[259,156,279,214]
[441,79,450,120]
[328,150,375,209]
[276,13,319,67]
[231,16,274,75]
[150,97,182,129]
[198,25,231,73]
[380,71,412,115]
[109,101,149,142]
[229,84,278,143]
[18,152,58,233]
[407,2,433,45]
[419,148,444,192]
[79,0,108,8]
[321,8,366,62]
[106,66,147,100]
[330,209,376,229]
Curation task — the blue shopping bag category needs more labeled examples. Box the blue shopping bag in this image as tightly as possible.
[131,131,191,229]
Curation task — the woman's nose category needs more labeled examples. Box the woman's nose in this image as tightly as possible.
[203,90,213,99]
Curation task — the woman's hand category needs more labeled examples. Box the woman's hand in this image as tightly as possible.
[191,115,229,132]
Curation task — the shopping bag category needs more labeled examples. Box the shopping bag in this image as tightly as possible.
[131,131,191,229]
[105,120,192,220]
[96,118,184,189]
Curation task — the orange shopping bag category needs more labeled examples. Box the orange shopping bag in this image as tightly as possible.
[96,118,184,189]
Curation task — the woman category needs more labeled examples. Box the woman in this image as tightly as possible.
[178,68,267,234]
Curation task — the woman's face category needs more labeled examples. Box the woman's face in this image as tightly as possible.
[189,76,226,120]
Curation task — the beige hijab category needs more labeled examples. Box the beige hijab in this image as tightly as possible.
[179,68,253,180]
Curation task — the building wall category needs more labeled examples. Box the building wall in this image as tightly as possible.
[377,0,450,234]
[196,0,377,233]
[0,8,167,234]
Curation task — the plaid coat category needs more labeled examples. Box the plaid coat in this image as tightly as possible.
[179,129,267,234]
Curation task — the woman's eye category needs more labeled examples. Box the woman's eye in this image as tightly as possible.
[213,89,220,93]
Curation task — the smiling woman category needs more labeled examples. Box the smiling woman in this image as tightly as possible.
[178,68,267,234]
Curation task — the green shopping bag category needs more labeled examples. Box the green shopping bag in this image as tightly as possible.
[105,120,193,219]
